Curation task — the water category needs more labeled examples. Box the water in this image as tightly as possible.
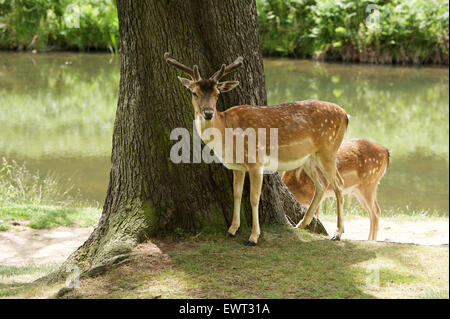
[0,52,448,215]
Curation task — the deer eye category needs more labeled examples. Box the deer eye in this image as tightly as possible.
[192,92,198,97]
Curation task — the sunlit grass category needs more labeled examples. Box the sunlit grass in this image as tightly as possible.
[0,222,10,231]
[0,158,100,230]
[0,158,85,207]
[319,196,449,219]
[0,204,100,230]
[416,288,450,299]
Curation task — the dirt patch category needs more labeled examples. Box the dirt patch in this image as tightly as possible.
[321,217,449,246]
[0,226,93,266]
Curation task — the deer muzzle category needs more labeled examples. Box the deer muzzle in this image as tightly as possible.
[202,109,215,120]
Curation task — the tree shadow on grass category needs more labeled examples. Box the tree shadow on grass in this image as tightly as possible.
[50,226,446,299]
[152,228,381,298]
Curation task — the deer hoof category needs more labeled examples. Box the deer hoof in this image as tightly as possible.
[245,241,257,246]
[226,232,235,238]
[331,236,341,241]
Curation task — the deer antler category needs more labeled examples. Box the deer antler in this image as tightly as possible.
[210,56,244,82]
[164,52,202,81]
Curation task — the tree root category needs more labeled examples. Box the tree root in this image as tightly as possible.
[53,253,134,298]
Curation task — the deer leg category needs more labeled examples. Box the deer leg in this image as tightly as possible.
[296,160,327,229]
[347,194,353,209]
[373,200,381,240]
[316,152,344,240]
[227,170,246,237]
[354,191,374,240]
[314,200,322,218]
[355,186,378,240]
[247,167,263,246]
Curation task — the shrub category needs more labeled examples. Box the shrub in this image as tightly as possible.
[257,0,449,64]
[0,0,448,62]
[0,0,118,52]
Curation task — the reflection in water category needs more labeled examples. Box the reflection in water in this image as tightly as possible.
[0,53,448,215]
[264,59,449,215]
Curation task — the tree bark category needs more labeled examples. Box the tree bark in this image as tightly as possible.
[52,0,326,279]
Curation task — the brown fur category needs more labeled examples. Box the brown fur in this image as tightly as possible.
[282,139,390,240]
[166,54,349,244]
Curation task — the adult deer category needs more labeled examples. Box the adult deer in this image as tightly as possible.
[282,139,390,240]
[165,53,348,245]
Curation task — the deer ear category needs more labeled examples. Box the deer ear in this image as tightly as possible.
[177,76,194,90]
[218,81,239,92]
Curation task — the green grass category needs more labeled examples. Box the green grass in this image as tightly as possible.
[0,264,56,279]
[0,264,57,298]
[0,156,101,231]
[319,196,448,219]
[103,229,450,299]
[7,225,446,299]
[0,204,100,230]
[0,158,101,230]
[417,288,450,299]
[0,221,10,231]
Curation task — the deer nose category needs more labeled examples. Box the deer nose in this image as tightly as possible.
[203,110,214,120]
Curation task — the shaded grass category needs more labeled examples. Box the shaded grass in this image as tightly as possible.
[8,225,447,299]
[0,204,100,229]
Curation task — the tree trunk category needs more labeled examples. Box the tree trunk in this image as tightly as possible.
[51,0,327,279]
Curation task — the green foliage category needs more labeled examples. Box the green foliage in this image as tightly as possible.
[257,0,449,63]
[0,0,118,52]
[1,0,448,62]
[256,0,317,57]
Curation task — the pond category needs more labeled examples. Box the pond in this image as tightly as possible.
[0,52,448,216]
